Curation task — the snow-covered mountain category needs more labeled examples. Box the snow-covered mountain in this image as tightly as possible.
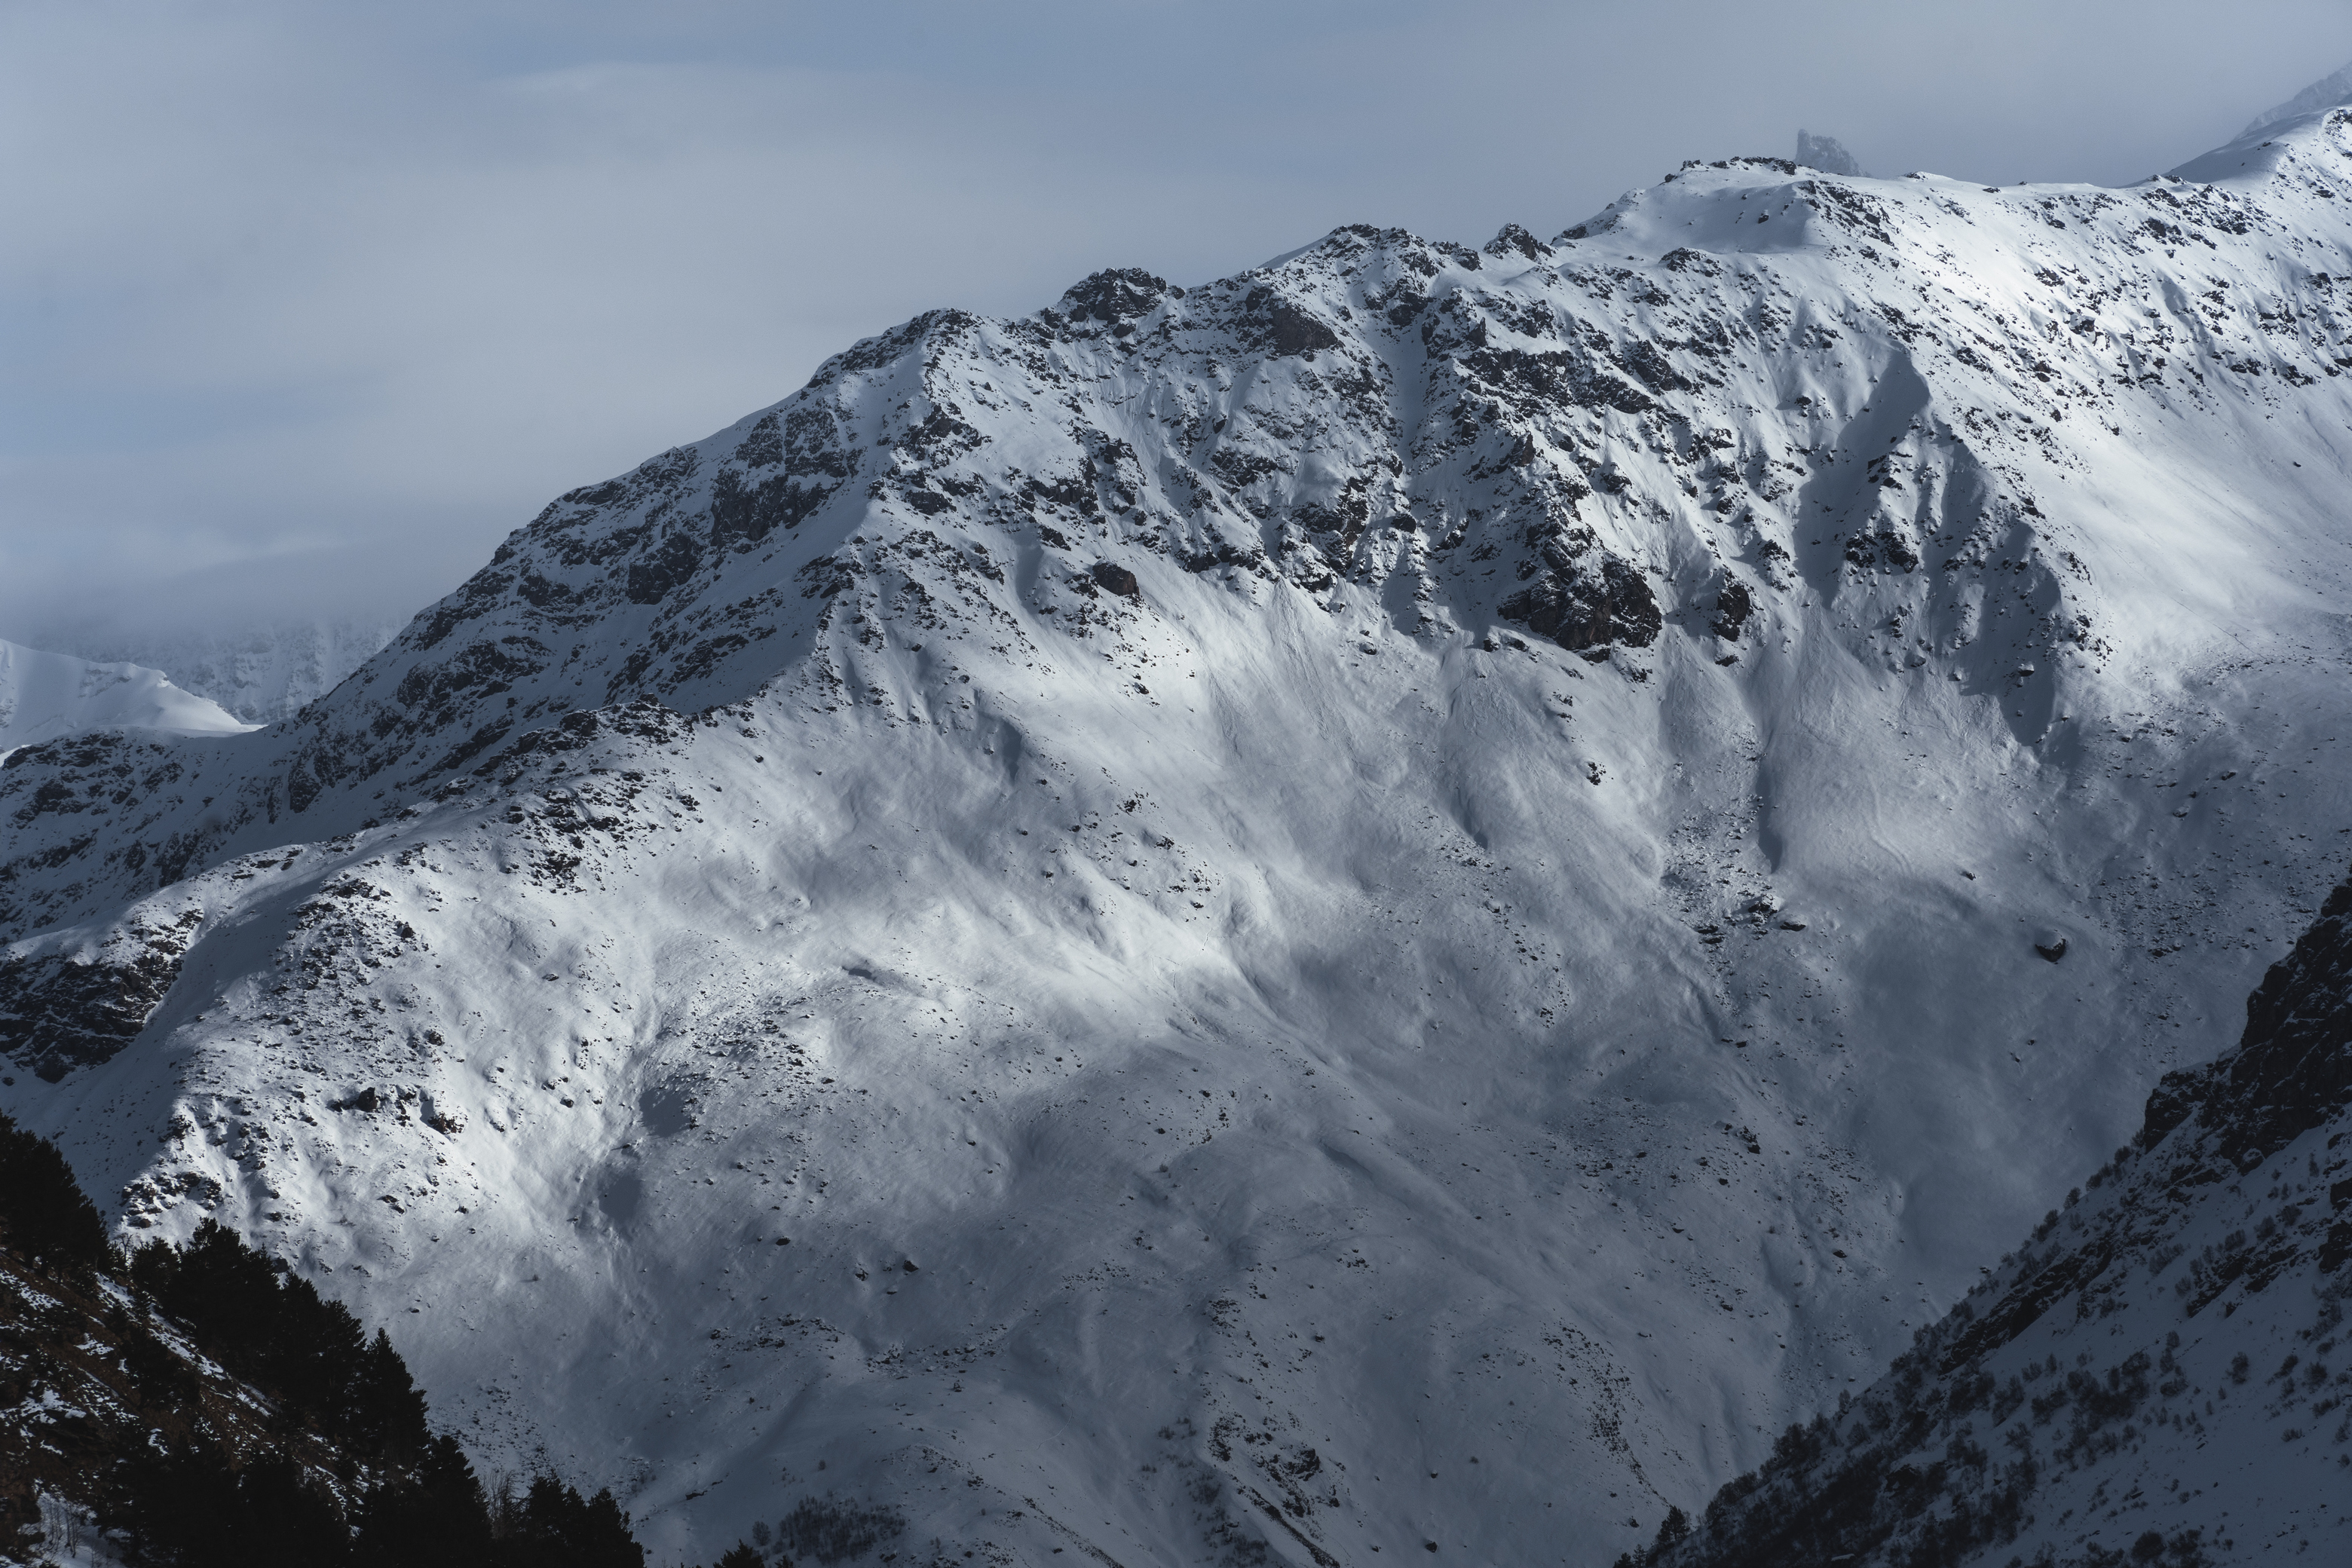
[0,639,250,758]
[32,619,405,725]
[8,91,2352,1566]
[1649,872,2352,1568]
[2243,64,2352,138]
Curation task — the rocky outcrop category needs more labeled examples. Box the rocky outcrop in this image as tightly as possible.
[1499,526,1662,654]
[0,909,201,1080]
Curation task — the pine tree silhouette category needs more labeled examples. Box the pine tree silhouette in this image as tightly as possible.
[0,1110,107,1279]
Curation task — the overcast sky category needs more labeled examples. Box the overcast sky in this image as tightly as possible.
[7,1,2350,644]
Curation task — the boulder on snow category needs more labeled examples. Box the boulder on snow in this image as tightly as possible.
[1091,562,1141,601]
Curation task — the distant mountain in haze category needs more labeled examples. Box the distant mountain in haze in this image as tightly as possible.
[2243,58,2352,136]
[0,639,249,756]
[1794,129,1865,176]
[36,620,405,726]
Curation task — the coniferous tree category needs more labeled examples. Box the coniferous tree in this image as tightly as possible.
[0,1110,108,1279]
[494,1475,646,1568]
[341,1327,431,1457]
[13,1142,652,1568]
[123,1441,351,1568]
[121,1324,203,1405]
[354,1433,495,1566]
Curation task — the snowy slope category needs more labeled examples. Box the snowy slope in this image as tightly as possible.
[0,639,251,757]
[33,620,405,725]
[8,103,2352,1566]
[1650,871,2352,1568]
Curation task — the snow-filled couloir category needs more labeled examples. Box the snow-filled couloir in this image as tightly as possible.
[8,98,2352,1566]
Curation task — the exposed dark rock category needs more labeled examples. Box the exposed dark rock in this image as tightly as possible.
[2141,875,2352,1160]
[1239,286,1342,358]
[0,910,202,1078]
[625,528,708,605]
[1461,345,1656,415]
[1059,268,1171,327]
[1711,580,1753,642]
[1092,562,1141,601]
[711,467,832,549]
[1484,223,1552,262]
[1500,532,1661,652]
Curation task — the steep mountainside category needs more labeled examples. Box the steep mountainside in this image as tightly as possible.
[8,100,2352,1565]
[0,641,250,758]
[1646,871,2352,1568]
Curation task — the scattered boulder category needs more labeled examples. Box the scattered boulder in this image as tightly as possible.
[2034,936,2069,963]
[1092,562,1141,601]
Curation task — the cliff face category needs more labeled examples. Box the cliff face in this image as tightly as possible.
[5,100,2352,1567]
[1650,875,2352,1568]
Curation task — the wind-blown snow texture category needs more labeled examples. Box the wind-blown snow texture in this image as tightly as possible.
[0,640,250,758]
[8,100,2352,1566]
